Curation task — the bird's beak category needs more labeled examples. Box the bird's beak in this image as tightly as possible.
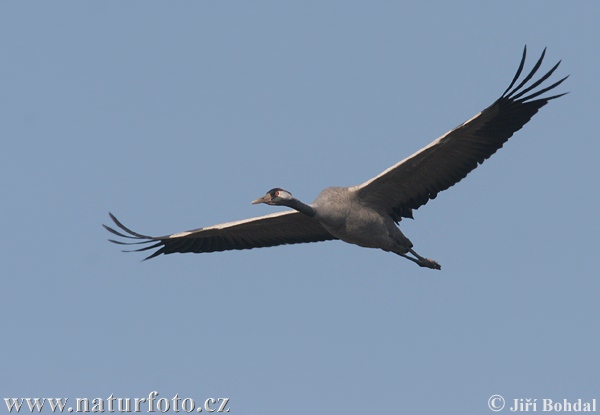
[251,194,272,205]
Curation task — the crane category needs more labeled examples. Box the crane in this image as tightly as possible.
[104,47,567,269]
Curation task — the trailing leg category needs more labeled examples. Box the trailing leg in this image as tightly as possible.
[408,248,441,270]
[394,249,441,270]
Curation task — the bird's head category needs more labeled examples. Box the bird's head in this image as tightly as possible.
[251,188,294,206]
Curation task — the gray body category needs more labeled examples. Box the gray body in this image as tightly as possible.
[313,187,412,254]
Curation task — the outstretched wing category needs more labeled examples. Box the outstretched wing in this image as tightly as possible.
[353,46,568,222]
[104,211,337,260]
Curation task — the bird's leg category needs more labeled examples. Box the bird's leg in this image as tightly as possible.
[405,248,441,270]
[408,248,441,270]
[396,253,427,267]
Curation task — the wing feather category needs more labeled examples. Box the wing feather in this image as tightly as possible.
[103,210,337,260]
[353,46,567,222]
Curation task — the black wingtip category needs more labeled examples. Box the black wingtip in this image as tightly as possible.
[106,212,154,239]
[500,46,567,105]
[104,212,168,260]
[501,45,527,97]
[103,223,136,240]
[142,249,165,261]
[505,47,547,100]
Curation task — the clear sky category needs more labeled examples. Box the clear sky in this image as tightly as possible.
[1,2,598,414]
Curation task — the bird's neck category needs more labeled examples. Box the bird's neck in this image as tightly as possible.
[285,198,316,217]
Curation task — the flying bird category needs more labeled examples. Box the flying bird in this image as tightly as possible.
[104,47,567,269]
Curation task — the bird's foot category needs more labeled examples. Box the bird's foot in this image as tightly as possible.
[420,258,441,270]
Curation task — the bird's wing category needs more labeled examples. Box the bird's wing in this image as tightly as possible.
[352,47,568,222]
[104,210,337,260]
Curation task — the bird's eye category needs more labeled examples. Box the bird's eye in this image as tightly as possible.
[275,191,280,197]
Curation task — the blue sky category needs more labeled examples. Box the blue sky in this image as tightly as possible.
[1,2,598,414]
